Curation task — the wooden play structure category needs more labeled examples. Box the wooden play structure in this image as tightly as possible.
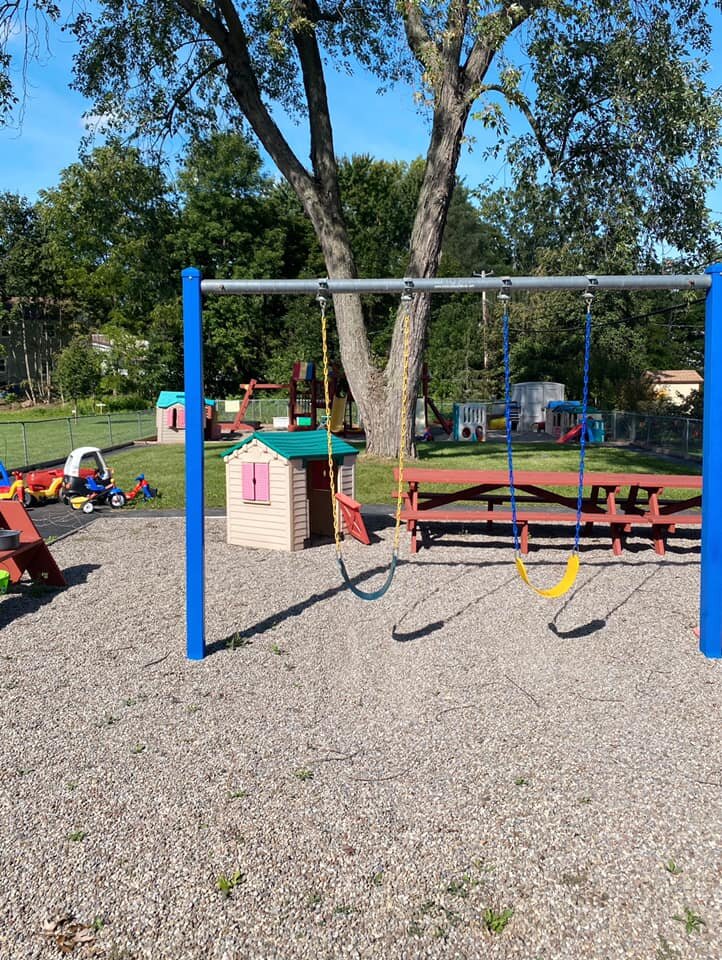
[156,391,221,443]
[220,361,360,436]
[223,430,366,551]
[0,500,66,588]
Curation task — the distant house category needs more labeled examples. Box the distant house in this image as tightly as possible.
[645,370,703,404]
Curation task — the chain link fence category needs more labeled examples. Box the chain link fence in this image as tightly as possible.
[601,410,702,461]
[0,410,156,470]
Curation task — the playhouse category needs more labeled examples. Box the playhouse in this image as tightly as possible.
[156,391,221,443]
[223,430,360,551]
[545,400,605,443]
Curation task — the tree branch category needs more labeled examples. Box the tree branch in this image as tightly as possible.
[174,0,319,206]
[289,1,340,195]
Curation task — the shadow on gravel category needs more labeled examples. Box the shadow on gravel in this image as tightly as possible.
[210,561,400,657]
[0,563,100,628]
[548,565,663,640]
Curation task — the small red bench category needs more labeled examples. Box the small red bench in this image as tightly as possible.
[394,467,702,556]
[0,500,66,587]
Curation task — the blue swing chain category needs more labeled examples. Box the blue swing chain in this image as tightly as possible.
[574,292,594,552]
[502,282,594,556]
[501,288,521,554]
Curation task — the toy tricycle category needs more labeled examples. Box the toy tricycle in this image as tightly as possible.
[71,472,127,513]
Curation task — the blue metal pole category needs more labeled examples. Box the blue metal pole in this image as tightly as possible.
[182,267,205,660]
[700,263,722,659]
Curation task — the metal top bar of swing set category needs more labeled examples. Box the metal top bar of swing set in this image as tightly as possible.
[201,274,711,296]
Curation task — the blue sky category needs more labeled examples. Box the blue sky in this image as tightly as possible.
[1,10,720,220]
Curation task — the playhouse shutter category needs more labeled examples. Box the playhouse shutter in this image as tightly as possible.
[242,463,255,499]
[165,408,174,427]
[241,462,270,501]
[254,463,270,501]
[177,407,186,429]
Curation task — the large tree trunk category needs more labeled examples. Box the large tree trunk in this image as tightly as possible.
[331,90,472,459]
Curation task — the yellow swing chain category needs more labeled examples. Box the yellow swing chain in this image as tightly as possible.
[320,287,411,561]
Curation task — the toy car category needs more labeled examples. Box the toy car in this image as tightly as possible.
[21,466,66,507]
[0,461,24,501]
[62,447,114,502]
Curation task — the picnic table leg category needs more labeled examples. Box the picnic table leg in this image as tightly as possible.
[610,523,624,556]
[520,522,529,555]
[584,485,600,534]
[652,524,666,556]
[486,498,494,531]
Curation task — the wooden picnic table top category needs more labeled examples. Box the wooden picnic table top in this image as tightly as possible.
[394,467,702,489]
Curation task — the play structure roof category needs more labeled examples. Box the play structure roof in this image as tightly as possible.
[156,391,216,408]
[222,430,359,462]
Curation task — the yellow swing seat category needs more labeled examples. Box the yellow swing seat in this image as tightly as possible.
[514,552,580,599]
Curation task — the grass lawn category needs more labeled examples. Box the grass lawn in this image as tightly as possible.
[105,438,701,510]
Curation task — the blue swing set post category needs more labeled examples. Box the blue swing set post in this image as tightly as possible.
[182,267,206,661]
[700,263,722,659]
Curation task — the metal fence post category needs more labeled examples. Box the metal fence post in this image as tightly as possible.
[107,414,114,446]
[68,418,74,449]
[21,422,29,466]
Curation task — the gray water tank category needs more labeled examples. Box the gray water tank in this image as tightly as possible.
[511,382,565,431]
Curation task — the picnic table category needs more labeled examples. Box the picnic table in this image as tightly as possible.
[393,467,702,556]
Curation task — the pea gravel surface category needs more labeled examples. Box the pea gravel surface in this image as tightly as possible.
[1,517,719,960]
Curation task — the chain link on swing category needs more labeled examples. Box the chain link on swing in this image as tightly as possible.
[501,278,595,598]
[319,283,412,600]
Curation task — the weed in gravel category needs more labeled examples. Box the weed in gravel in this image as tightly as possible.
[306,891,323,909]
[67,830,87,842]
[130,743,146,755]
[228,788,248,799]
[66,782,77,791]
[446,875,479,898]
[408,921,424,937]
[216,868,244,898]
[271,642,285,655]
[664,859,682,875]
[98,714,120,727]
[187,705,200,714]
[294,767,314,781]
[514,777,528,786]
[578,796,592,804]
[672,907,705,934]
[482,906,514,934]
[370,870,384,887]
[227,631,252,651]
[333,904,354,917]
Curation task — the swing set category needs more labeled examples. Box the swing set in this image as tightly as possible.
[182,266,721,660]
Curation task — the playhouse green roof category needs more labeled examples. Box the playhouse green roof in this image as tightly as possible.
[157,391,215,408]
[222,430,359,462]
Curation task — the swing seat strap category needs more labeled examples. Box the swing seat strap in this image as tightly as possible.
[514,552,580,598]
[336,553,398,601]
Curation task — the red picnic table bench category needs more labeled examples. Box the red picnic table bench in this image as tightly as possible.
[0,500,66,588]
[393,467,702,556]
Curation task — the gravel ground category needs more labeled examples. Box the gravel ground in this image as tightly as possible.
[1,516,720,960]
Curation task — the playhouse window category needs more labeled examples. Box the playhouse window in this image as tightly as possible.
[242,462,270,502]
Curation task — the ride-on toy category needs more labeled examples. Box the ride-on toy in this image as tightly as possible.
[0,461,24,501]
[126,474,159,502]
[62,447,113,502]
[22,466,65,507]
[71,471,126,513]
